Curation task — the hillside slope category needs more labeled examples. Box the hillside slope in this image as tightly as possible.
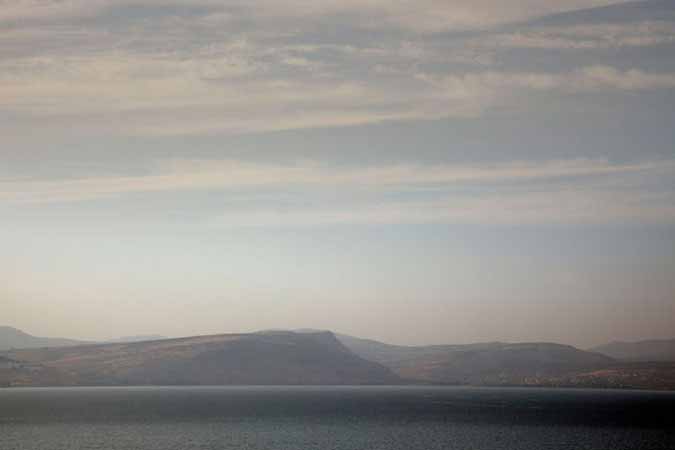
[391,342,614,385]
[0,331,400,386]
[591,339,675,362]
[336,334,614,385]
[0,326,90,351]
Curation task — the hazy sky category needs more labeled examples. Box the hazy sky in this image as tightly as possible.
[2,0,674,347]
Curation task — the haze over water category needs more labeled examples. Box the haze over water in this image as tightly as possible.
[1,386,674,450]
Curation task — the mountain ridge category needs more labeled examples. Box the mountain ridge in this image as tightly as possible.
[3,327,675,389]
[0,330,400,387]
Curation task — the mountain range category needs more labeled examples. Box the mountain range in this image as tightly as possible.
[0,330,399,387]
[1,326,674,389]
[336,334,612,384]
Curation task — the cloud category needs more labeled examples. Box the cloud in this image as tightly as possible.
[0,158,664,203]
[419,66,675,98]
[1,0,673,138]
[2,158,674,226]
[207,190,675,227]
[367,0,622,32]
[3,51,675,138]
[570,65,675,90]
[483,21,675,49]
[0,0,623,32]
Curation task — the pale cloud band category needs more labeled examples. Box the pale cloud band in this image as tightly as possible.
[484,21,675,49]
[1,0,674,227]
[0,0,621,32]
[3,61,675,138]
[2,0,673,139]
[2,159,674,226]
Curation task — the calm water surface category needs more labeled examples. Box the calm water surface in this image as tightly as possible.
[1,386,674,450]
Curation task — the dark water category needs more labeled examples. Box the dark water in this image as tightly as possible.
[1,386,674,450]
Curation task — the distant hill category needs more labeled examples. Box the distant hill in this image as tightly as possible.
[591,339,675,362]
[0,326,170,350]
[0,331,400,386]
[4,326,675,389]
[104,335,167,344]
[0,326,90,351]
[335,334,614,385]
[334,333,498,366]
[334,333,675,390]
[391,342,614,385]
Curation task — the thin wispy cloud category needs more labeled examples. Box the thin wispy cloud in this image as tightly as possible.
[208,189,675,227]
[3,57,674,138]
[3,158,674,226]
[2,0,672,139]
[419,66,675,96]
[483,21,675,49]
[1,0,675,210]
[0,158,664,203]
[0,0,622,31]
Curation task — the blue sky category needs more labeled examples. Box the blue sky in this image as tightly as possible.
[1,0,674,346]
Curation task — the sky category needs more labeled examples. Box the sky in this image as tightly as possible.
[1,0,674,348]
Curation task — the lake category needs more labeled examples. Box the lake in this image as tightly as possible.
[1,386,674,450]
